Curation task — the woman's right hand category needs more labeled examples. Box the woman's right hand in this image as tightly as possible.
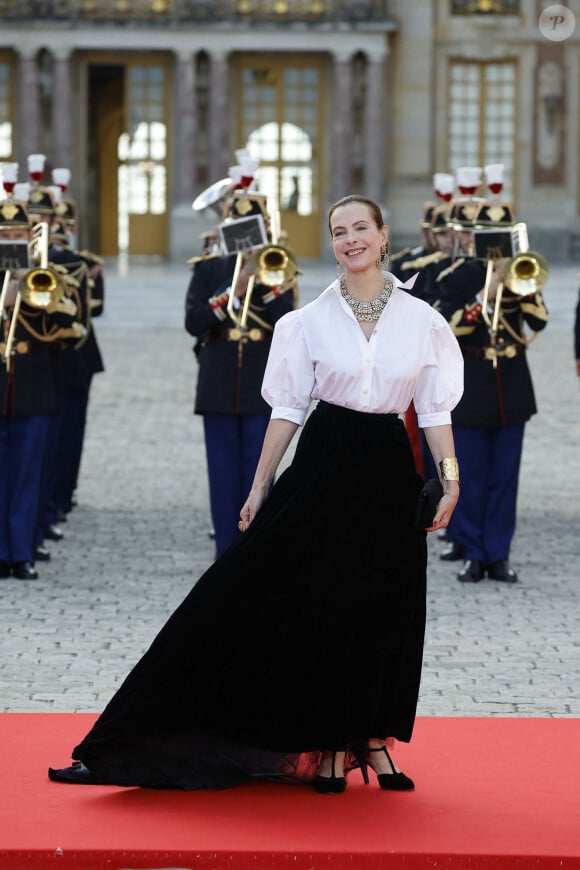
[239,485,269,532]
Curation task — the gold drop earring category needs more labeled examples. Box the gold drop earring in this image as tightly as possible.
[376,243,389,270]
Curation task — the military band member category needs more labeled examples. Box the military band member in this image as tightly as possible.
[0,198,79,580]
[185,170,297,558]
[389,202,436,281]
[47,207,105,522]
[437,200,549,584]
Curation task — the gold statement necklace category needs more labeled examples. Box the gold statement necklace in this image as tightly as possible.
[340,275,394,322]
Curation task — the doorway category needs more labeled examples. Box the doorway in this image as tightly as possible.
[89,59,170,257]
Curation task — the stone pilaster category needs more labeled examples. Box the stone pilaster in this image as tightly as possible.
[173,51,196,206]
[52,49,73,169]
[363,56,386,205]
[16,49,40,167]
[331,52,353,202]
[208,51,230,182]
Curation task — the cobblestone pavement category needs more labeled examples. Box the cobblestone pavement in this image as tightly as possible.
[1,257,579,719]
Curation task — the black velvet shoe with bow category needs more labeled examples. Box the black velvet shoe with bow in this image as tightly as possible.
[48,762,98,784]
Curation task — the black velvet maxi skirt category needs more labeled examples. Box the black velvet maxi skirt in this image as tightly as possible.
[67,400,427,789]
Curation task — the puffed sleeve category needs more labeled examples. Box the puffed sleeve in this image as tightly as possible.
[261,309,315,425]
[413,310,464,428]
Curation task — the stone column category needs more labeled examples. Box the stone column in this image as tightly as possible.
[16,48,40,167]
[363,53,386,204]
[331,52,353,202]
[52,49,73,169]
[208,50,230,182]
[174,50,196,206]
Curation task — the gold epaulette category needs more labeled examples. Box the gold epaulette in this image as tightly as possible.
[187,252,221,268]
[79,250,105,266]
[390,246,412,263]
[436,258,465,282]
[401,250,447,271]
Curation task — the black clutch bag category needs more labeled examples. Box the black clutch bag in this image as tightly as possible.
[415,478,444,530]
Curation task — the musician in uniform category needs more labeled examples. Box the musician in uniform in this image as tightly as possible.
[395,196,456,479]
[185,179,297,557]
[389,202,435,281]
[47,197,105,522]
[0,196,79,579]
[437,199,549,583]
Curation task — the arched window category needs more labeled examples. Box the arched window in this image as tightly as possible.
[247,120,313,216]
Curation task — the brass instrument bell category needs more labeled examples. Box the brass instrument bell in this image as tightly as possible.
[248,244,300,287]
[18,265,65,309]
[502,251,549,296]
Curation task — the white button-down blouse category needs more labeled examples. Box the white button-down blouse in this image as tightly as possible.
[261,274,464,428]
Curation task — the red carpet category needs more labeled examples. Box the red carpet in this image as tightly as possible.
[0,714,579,869]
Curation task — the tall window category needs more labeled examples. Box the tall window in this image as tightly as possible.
[117,65,167,252]
[447,61,517,201]
[240,64,319,215]
[0,60,13,161]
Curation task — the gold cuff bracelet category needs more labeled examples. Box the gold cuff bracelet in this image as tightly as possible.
[439,457,460,481]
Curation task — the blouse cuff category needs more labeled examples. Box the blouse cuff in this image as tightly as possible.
[417,410,452,429]
[270,405,308,426]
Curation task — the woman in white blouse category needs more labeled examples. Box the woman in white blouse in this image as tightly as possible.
[49,195,463,795]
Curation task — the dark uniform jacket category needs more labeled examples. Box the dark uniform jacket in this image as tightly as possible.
[389,245,423,280]
[185,255,295,416]
[438,258,549,428]
[0,298,77,417]
[397,249,451,306]
[49,244,105,391]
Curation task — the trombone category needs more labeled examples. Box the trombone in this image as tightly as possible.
[226,243,299,334]
[22,222,68,307]
[1,223,70,371]
[480,250,549,366]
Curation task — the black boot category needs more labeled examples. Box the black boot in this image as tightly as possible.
[440,541,465,561]
[487,560,518,583]
[457,559,484,583]
[12,561,39,580]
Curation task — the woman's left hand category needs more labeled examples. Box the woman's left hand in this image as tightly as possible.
[426,490,459,533]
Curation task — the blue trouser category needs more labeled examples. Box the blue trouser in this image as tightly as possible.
[54,385,90,513]
[203,413,269,558]
[447,423,524,565]
[37,413,63,545]
[0,415,50,564]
